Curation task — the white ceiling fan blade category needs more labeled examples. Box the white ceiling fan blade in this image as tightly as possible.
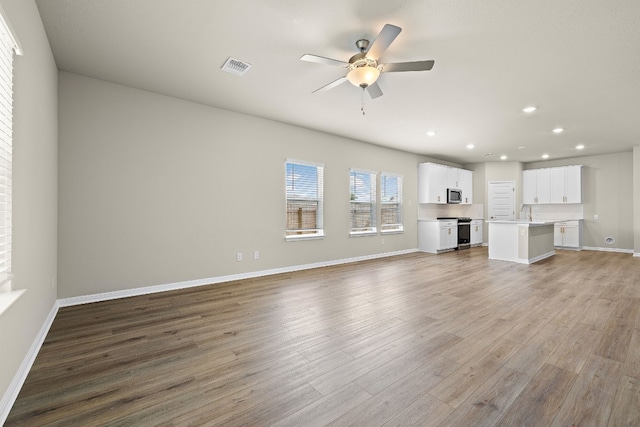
[312,76,348,93]
[301,54,349,67]
[381,60,435,73]
[367,82,383,99]
[366,24,402,60]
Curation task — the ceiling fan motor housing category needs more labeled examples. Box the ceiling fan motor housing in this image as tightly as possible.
[347,49,380,88]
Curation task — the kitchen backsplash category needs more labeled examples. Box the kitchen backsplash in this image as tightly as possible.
[419,203,484,219]
[521,203,584,220]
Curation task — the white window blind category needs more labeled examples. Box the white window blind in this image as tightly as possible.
[0,11,17,293]
[286,160,324,239]
[381,172,403,233]
[350,169,376,235]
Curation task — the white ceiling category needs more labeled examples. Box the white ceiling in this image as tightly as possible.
[35,0,640,164]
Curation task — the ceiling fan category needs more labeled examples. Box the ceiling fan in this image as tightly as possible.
[301,24,434,99]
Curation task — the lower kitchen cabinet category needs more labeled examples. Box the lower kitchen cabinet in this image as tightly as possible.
[470,219,483,246]
[554,220,582,250]
[418,220,458,254]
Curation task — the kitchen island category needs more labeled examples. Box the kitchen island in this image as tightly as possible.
[487,220,556,264]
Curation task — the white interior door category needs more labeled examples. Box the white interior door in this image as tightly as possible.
[488,181,515,220]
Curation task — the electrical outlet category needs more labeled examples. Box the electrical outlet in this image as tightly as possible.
[381,238,385,245]
[236,252,243,262]
[254,250,259,260]
[593,214,599,220]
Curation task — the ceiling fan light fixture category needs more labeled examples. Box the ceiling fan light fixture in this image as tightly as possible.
[347,66,380,88]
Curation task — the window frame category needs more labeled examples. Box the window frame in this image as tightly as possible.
[349,168,377,237]
[285,159,325,241]
[380,172,404,234]
[0,5,24,314]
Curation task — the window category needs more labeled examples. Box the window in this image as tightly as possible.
[0,10,19,296]
[350,169,376,235]
[381,172,403,233]
[285,160,324,239]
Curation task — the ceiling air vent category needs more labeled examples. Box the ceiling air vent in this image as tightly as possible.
[221,57,252,76]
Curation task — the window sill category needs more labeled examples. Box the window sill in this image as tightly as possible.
[0,289,26,317]
[349,231,378,237]
[381,229,404,235]
[286,233,325,242]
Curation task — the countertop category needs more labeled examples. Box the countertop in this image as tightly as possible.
[486,219,557,226]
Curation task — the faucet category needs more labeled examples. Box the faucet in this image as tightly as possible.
[520,205,533,221]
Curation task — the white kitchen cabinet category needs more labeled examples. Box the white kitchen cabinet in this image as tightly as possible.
[550,165,582,203]
[418,163,447,204]
[447,167,459,188]
[554,220,582,249]
[458,169,473,204]
[418,220,458,253]
[419,163,473,204]
[523,168,550,204]
[470,219,483,246]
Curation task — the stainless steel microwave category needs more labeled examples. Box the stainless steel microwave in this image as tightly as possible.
[447,188,462,204]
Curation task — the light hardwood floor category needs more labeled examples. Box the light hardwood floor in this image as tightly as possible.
[7,247,640,426]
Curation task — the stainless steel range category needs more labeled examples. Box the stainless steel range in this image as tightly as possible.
[456,217,472,250]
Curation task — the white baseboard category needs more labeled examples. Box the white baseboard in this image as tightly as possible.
[1,301,59,425]
[58,248,419,307]
[582,246,634,254]
[634,252,640,258]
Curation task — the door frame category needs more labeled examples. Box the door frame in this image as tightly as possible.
[487,181,516,221]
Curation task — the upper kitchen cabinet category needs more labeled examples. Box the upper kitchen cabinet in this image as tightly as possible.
[458,169,473,204]
[523,165,582,205]
[522,168,550,204]
[418,163,473,204]
[550,165,582,203]
[418,163,447,204]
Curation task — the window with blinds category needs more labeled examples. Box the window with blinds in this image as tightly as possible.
[381,172,403,233]
[285,160,324,239]
[350,169,377,235]
[0,11,18,294]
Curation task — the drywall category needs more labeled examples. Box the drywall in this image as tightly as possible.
[634,146,640,255]
[526,152,634,251]
[58,72,435,298]
[0,0,58,417]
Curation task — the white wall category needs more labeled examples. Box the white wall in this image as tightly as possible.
[58,72,432,299]
[634,146,640,255]
[526,152,634,251]
[0,0,58,415]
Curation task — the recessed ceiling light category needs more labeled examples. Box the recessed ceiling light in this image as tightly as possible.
[575,144,585,150]
[484,153,494,157]
[552,127,564,134]
[522,106,537,113]
[426,130,436,137]
[466,144,474,149]
[500,155,507,160]
[542,154,550,159]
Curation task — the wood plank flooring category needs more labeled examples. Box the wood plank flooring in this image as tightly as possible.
[7,248,640,426]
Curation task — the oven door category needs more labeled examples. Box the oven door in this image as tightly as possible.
[458,223,471,249]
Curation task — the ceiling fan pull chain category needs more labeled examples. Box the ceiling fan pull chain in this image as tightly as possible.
[361,87,365,115]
